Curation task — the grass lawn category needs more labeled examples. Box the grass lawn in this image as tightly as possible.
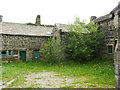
[2,58,115,88]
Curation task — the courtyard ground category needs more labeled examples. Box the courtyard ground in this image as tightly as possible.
[2,58,114,88]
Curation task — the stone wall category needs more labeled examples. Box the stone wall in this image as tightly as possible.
[93,14,118,59]
[114,27,120,88]
[114,9,120,88]
[0,22,2,51]
[1,34,49,61]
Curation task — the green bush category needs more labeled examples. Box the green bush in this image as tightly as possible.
[66,17,104,62]
[39,37,65,65]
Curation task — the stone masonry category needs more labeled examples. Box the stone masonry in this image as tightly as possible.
[114,9,120,88]
[91,3,120,88]
[52,3,120,88]
[0,16,53,61]
[1,34,49,61]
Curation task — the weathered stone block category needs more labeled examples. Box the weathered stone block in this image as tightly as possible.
[114,64,120,75]
[115,75,120,88]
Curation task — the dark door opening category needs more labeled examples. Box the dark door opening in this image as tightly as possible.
[33,50,39,61]
[20,51,26,62]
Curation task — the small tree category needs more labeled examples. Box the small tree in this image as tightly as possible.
[39,37,65,65]
[66,17,103,62]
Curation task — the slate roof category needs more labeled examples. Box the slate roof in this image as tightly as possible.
[110,2,120,14]
[55,23,89,33]
[1,22,53,36]
[93,14,110,23]
[55,23,69,32]
[94,3,120,23]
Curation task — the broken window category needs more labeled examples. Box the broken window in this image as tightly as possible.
[108,46,112,53]
[8,50,11,56]
[1,50,7,57]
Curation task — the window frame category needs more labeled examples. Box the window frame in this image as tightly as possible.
[13,50,18,56]
[108,45,113,53]
[8,50,11,56]
[1,50,7,57]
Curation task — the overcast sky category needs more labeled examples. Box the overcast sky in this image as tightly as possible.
[0,0,119,25]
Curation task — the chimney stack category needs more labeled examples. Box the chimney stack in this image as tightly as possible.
[36,15,41,26]
[0,15,3,22]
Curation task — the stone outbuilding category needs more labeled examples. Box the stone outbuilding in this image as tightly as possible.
[0,16,53,62]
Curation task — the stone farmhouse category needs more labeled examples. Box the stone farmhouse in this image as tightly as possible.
[0,3,120,62]
[0,15,53,62]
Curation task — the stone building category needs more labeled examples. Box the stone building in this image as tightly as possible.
[0,3,120,62]
[0,2,119,88]
[110,2,120,88]
[91,3,120,88]
[89,3,120,59]
[0,15,53,62]
[52,3,120,88]
[53,5,119,59]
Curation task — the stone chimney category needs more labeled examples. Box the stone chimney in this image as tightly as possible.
[36,15,41,26]
[90,16,97,21]
[0,15,3,22]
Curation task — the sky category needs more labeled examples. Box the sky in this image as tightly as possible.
[0,0,120,25]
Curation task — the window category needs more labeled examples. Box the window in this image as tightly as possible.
[1,50,7,57]
[1,51,6,54]
[13,50,18,56]
[108,46,112,53]
[118,11,120,17]
[8,50,11,56]
[55,37,57,40]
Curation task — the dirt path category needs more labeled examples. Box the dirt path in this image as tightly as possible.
[11,70,87,88]
[9,70,114,88]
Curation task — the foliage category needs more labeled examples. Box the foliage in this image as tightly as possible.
[26,22,54,27]
[40,24,54,27]
[39,37,65,65]
[66,17,104,62]
[26,22,37,26]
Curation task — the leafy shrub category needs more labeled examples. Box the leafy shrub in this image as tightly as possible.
[39,37,65,65]
[26,22,37,26]
[66,17,104,62]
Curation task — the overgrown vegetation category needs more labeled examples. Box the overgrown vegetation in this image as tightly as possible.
[26,22,37,26]
[39,17,104,64]
[2,58,114,88]
[26,22,54,27]
[66,17,104,62]
[39,37,65,65]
